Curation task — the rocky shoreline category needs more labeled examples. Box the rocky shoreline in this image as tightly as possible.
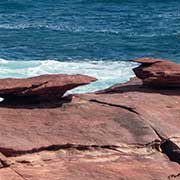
[0,58,180,180]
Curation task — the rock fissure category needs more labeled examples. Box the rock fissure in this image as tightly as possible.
[20,81,49,94]
[142,124,180,165]
[148,126,180,166]
[160,139,180,165]
[90,99,139,114]
[80,98,180,167]
[168,173,180,179]
[10,167,28,180]
[90,91,180,170]
[148,126,167,141]
[0,143,159,157]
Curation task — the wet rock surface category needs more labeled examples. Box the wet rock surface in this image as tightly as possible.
[0,68,180,179]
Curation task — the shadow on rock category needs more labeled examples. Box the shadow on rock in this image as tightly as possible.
[97,77,180,96]
[0,95,73,109]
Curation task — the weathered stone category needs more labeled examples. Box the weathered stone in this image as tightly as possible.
[132,58,180,87]
[0,73,180,179]
[0,74,96,102]
[5,149,180,180]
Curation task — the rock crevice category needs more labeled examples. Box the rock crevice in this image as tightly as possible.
[90,99,139,114]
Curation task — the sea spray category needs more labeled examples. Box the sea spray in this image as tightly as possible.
[0,59,137,93]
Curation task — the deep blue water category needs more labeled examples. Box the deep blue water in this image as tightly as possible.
[0,0,180,92]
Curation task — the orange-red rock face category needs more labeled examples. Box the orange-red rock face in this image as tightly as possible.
[0,74,96,102]
[133,58,180,87]
[0,67,180,179]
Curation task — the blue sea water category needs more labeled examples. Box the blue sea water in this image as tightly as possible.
[0,0,180,92]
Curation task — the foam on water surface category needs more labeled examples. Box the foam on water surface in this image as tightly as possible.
[0,59,137,93]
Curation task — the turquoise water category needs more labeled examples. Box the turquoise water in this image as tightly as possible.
[0,0,180,92]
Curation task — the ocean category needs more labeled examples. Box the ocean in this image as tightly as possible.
[0,0,180,93]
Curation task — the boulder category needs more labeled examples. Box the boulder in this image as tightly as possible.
[132,58,180,87]
[0,74,96,102]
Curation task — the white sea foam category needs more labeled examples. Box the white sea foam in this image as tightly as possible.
[0,23,119,34]
[0,59,137,93]
[0,22,178,37]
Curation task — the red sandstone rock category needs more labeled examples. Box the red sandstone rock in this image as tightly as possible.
[0,74,96,102]
[133,57,163,64]
[133,58,180,87]
[2,149,179,180]
[0,74,180,179]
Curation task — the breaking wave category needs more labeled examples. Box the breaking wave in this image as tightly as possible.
[0,58,137,93]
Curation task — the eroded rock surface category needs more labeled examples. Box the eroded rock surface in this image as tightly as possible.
[0,70,180,179]
[0,74,96,102]
[133,58,180,87]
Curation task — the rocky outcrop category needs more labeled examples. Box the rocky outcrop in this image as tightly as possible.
[133,58,180,87]
[0,74,96,102]
[0,63,180,179]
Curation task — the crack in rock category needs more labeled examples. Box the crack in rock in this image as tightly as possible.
[0,152,11,168]
[1,139,180,180]
[0,143,158,158]
[20,81,49,95]
[90,99,139,114]
[10,167,29,180]
[168,173,180,179]
[160,139,180,164]
[78,98,180,170]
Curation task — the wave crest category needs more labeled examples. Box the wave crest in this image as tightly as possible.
[0,59,137,93]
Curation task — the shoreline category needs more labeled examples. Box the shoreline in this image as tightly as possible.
[0,58,179,179]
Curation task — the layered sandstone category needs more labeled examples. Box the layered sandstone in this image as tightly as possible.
[0,74,96,102]
[133,58,180,87]
[0,64,180,179]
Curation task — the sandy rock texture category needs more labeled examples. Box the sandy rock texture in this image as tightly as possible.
[0,74,96,102]
[0,59,180,180]
[133,58,180,87]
